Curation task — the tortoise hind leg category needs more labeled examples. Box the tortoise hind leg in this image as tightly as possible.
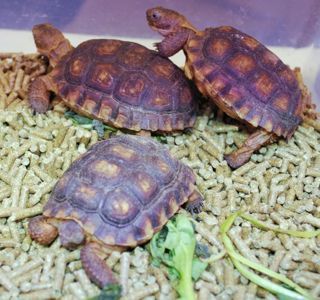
[224,129,276,169]
[28,75,54,113]
[81,242,118,288]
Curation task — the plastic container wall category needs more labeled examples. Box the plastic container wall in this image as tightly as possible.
[0,0,319,109]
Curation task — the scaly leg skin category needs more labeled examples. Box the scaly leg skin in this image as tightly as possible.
[184,189,203,215]
[155,29,190,57]
[58,220,85,250]
[81,242,118,288]
[28,75,53,113]
[28,215,58,245]
[225,129,275,169]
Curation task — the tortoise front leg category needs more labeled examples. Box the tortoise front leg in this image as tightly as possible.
[184,189,203,214]
[28,75,54,113]
[155,29,190,57]
[28,215,58,245]
[58,220,85,250]
[224,129,276,169]
[81,242,118,288]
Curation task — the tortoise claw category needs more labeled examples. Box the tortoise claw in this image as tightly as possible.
[184,190,203,215]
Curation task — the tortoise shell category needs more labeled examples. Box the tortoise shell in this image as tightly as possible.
[51,39,197,132]
[43,135,196,247]
[185,26,302,138]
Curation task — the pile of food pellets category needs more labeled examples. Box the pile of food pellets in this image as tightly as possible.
[0,53,319,300]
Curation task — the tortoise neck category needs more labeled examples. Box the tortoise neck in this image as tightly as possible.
[48,39,73,67]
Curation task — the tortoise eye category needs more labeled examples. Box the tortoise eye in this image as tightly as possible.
[152,12,160,20]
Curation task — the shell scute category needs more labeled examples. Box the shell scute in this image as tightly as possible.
[93,39,123,57]
[204,37,232,61]
[242,35,260,51]
[86,63,121,93]
[66,54,89,85]
[117,43,152,69]
[114,71,150,106]
[227,52,256,78]
[252,71,277,101]
[100,188,141,226]
[109,144,138,162]
[130,171,158,205]
[84,157,123,187]
[148,56,176,81]
[70,183,100,211]
[143,88,172,111]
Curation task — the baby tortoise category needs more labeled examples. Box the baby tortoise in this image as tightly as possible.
[28,24,197,133]
[147,7,314,168]
[28,135,203,288]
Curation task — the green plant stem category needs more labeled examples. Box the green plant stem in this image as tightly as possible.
[231,257,306,300]
[241,213,320,238]
[220,211,316,300]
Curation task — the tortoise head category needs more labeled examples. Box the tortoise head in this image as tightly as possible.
[32,23,73,67]
[146,7,197,36]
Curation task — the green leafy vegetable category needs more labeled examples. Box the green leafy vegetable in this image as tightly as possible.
[153,135,168,144]
[149,214,207,300]
[88,283,121,300]
[64,110,117,136]
[65,110,93,128]
[221,211,317,300]
[191,257,207,281]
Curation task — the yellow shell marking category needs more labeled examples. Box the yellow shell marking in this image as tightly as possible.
[255,73,275,97]
[120,78,145,98]
[229,53,255,75]
[111,145,136,160]
[273,94,289,111]
[153,63,172,77]
[211,76,227,92]
[83,99,98,112]
[157,159,170,174]
[111,198,130,216]
[158,208,168,225]
[79,185,96,198]
[263,51,279,67]
[96,69,112,85]
[123,233,137,247]
[94,160,120,178]
[97,41,122,55]
[143,218,154,238]
[264,119,273,132]
[249,114,262,127]
[151,94,170,107]
[70,58,86,76]
[209,38,231,58]
[98,104,112,120]
[139,178,153,193]
[242,35,260,50]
